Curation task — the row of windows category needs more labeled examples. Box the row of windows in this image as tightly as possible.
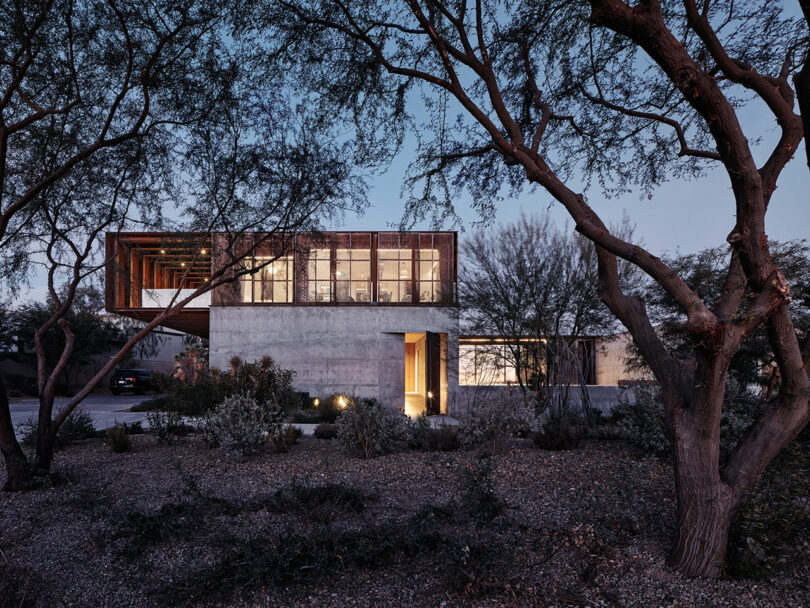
[240,248,449,304]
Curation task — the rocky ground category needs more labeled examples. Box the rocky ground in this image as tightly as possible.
[1,435,807,608]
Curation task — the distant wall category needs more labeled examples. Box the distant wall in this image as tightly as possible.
[209,306,460,414]
[453,384,626,417]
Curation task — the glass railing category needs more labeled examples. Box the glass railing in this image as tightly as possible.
[140,288,210,308]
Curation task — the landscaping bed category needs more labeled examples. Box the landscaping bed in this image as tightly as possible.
[1,437,807,608]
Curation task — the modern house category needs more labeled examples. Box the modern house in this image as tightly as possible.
[105,231,637,416]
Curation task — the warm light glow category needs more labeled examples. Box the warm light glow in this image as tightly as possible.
[181,262,186,267]
[338,396,347,408]
[427,391,433,399]
[160,249,165,254]
[203,278,208,282]
[314,398,320,407]
[201,249,207,255]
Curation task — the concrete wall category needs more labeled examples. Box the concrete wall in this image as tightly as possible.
[209,306,459,414]
[454,384,626,417]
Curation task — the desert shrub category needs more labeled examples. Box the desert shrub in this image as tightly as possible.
[409,415,460,451]
[317,393,352,423]
[313,422,338,439]
[150,355,301,416]
[613,379,761,459]
[106,424,132,453]
[269,481,368,522]
[119,420,144,435]
[289,408,321,423]
[728,440,810,578]
[131,395,175,412]
[17,410,97,447]
[611,382,670,457]
[533,403,582,451]
[459,455,505,523]
[272,425,300,453]
[55,409,97,443]
[335,398,409,458]
[457,398,535,455]
[202,393,285,457]
[146,411,193,443]
[444,537,513,597]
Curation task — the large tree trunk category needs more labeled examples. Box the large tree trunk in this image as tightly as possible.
[669,411,735,577]
[0,379,33,491]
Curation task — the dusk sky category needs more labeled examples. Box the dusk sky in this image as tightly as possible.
[338,98,809,259]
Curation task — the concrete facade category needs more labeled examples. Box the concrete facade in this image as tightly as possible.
[209,305,460,415]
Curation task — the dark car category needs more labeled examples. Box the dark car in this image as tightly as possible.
[110,369,155,395]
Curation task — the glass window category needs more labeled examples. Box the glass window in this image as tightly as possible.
[377,233,415,303]
[240,255,293,303]
[306,248,332,302]
[458,343,519,386]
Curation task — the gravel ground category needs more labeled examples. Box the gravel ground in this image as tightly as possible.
[1,436,807,608]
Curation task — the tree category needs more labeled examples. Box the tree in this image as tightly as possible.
[261,0,810,576]
[628,240,810,398]
[459,212,638,405]
[0,0,364,489]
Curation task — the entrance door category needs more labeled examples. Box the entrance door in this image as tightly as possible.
[425,331,441,415]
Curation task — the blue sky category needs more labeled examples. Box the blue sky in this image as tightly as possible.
[335,100,809,259]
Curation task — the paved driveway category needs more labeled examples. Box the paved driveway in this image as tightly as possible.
[9,392,157,431]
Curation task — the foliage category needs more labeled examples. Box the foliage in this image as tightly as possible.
[409,415,460,451]
[458,456,505,523]
[533,404,582,451]
[146,411,193,444]
[457,398,536,456]
[728,440,810,578]
[335,398,410,458]
[138,355,301,417]
[611,383,670,457]
[318,393,352,423]
[313,423,338,439]
[626,242,810,390]
[271,425,301,453]
[460,213,639,392]
[9,294,131,391]
[17,410,98,448]
[613,380,760,460]
[202,394,285,458]
[106,424,132,453]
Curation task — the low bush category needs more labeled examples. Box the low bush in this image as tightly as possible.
[289,408,321,424]
[202,393,285,457]
[313,422,338,439]
[146,411,193,443]
[130,395,175,413]
[56,409,97,443]
[0,563,36,608]
[611,383,669,457]
[17,410,97,448]
[409,416,460,451]
[317,393,352,423]
[271,425,300,453]
[106,424,132,453]
[145,355,302,417]
[459,455,505,523]
[335,398,409,458]
[612,379,761,459]
[457,398,535,455]
[728,439,810,578]
[533,404,582,451]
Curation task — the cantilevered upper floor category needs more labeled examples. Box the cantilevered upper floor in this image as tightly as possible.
[105,231,458,337]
